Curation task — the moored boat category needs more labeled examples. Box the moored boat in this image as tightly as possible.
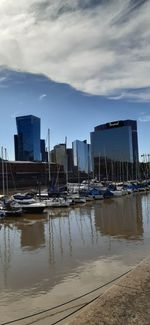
[0,210,6,218]
[0,200,23,217]
[45,197,71,208]
[19,202,46,214]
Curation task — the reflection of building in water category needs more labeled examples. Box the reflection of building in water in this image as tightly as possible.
[94,196,143,239]
[17,222,45,250]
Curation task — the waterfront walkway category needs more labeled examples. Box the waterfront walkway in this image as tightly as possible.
[67,255,150,325]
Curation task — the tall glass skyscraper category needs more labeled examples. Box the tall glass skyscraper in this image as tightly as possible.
[14,115,41,161]
[40,139,48,162]
[72,140,92,173]
[91,120,139,179]
[91,120,139,163]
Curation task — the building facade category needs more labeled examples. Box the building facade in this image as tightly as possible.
[0,160,65,190]
[40,139,48,162]
[91,120,139,180]
[67,148,74,173]
[14,115,41,161]
[72,140,92,174]
[52,144,67,172]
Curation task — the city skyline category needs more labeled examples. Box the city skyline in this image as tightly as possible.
[0,78,150,162]
[0,1,150,160]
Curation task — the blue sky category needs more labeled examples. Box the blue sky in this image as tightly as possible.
[0,0,150,160]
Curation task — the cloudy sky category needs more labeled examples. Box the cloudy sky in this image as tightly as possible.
[0,0,150,159]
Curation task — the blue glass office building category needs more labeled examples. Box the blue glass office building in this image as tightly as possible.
[72,140,92,173]
[40,139,48,162]
[14,115,41,161]
[91,120,138,166]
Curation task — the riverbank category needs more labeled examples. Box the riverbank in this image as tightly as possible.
[68,255,150,325]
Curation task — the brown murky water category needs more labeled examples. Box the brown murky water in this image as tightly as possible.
[0,193,150,324]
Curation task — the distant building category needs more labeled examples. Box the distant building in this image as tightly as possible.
[52,144,67,172]
[40,139,48,162]
[72,140,92,173]
[67,148,74,172]
[91,120,139,163]
[91,120,139,179]
[0,160,65,189]
[14,115,41,161]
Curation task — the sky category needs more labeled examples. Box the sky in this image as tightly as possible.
[0,0,150,160]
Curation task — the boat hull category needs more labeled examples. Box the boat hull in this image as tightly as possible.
[4,209,22,217]
[22,206,45,213]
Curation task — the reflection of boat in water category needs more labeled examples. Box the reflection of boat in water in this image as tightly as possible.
[48,207,71,218]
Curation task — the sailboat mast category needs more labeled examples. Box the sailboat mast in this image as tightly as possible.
[48,128,51,183]
[4,148,8,196]
[111,159,113,182]
[98,154,101,182]
[65,136,68,188]
[1,146,5,196]
[77,145,80,191]
[104,148,108,182]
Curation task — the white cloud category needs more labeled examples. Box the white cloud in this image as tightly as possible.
[0,75,8,87]
[139,114,150,122]
[0,0,150,100]
[0,77,6,82]
[39,93,47,100]
[109,89,150,102]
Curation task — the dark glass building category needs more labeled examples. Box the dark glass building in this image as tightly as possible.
[91,120,139,180]
[40,139,48,162]
[14,115,41,161]
[67,148,74,173]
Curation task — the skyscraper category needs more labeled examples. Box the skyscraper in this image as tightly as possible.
[91,120,139,179]
[72,140,92,173]
[67,148,74,173]
[52,143,67,172]
[14,115,41,161]
[40,139,48,162]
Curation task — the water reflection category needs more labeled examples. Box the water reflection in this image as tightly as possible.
[0,193,149,308]
[18,221,45,250]
[94,196,143,239]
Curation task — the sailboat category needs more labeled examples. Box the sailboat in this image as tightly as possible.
[0,147,23,217]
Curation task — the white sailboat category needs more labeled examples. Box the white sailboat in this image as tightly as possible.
[0,147,23,217]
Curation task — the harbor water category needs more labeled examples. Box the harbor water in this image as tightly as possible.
[0,192,150,324]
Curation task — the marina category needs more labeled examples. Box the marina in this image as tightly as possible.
[1,1,150,323]
[0,191,150,324]
[1,179,150,217]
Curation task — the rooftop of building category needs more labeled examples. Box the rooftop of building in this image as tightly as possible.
[94,119,137,132]
[3,160,56,165]
[16,114,40,120]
